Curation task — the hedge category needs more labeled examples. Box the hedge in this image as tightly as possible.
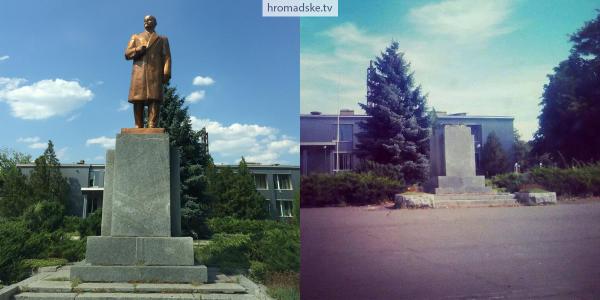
[300,172,405,207]
[491,163,600,196]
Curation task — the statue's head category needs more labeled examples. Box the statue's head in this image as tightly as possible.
[144,15,157,31]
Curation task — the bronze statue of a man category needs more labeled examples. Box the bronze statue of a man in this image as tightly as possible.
[125,15,171,128]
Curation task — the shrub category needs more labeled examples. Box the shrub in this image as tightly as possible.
[255,228,300,274]
[0,220,31,283]
[491,173,526,193]
[301,172,405,207]
[195,233,251,274]
[78,209,102,238]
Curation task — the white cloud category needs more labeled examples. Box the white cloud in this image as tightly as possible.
[17,136,47,149]
[186,91,206,103]
[66,114,80,122]
[190,116,298,164]
[17,136,40,143]
[0,55,9,61]
[408,0,516,42]
[56,147,68,161]
[0,78,93,120]
[192,76,215,86]
[86,136,116,149]
[117,100,130,112]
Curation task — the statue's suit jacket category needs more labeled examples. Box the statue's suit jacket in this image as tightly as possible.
[125,31,171,103]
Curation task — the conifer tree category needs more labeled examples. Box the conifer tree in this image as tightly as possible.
[356,41,430,184]
[209,158,268,220]
[158,84,212,238]
[481,132,509,177]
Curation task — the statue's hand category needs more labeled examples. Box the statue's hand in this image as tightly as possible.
[136,45,147,54]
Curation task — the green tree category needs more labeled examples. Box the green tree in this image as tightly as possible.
[0,149,32,218]
[28,141,69,205]
[481,132,509,177]
[533,10,600,164]
[158,84,213,238]
[209,158,268,220]
[513,129,531,171]
[355,41,430,184]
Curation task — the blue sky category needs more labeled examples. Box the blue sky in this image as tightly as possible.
[0,0,299,165]
[301,0,599,140]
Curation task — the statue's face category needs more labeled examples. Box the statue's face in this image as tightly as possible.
[144,16,157,31]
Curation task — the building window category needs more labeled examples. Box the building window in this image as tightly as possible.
[331,124,353,142]
[253,174,268,190]
[89,170,104,187]
[276,200,293,217]
[265,199,271,214]
[273,174,292,190]
[334,153,352,171]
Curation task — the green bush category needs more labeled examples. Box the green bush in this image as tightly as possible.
[78,209,102,238]
[195,233,251,274]
[491,173,526,193]
[490,163,600,197]
[301,172,405,207]
[255,228,300,274]
[0,220,31,283]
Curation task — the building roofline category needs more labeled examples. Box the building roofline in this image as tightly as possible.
[300,114,369,118]
[437,115,514,120]
[17,163,105,168]
[216,164,300,169]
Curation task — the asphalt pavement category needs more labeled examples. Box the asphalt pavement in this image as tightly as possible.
[300,203,600,299]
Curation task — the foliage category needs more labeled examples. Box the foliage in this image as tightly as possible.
[513,129,532,171]
[518,184,549,193]
[22,201,65,232]
[300,172,405,207]
[491,163,600,196]
[533,11,600,164]
[0,220,31,283]
[265,272,300,300]
[28,141,69,205]
[490,173,526,193]
[195,233,252,274]
[205,217,300,282]
[355,41,430,184]
[77,209,102,238]
[158,84,213,239]
[208,158,268,220]
[20,258,68,270]
[481,132,510,177]
[0,165,32,218]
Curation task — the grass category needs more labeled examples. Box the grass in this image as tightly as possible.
[265,272,299,300]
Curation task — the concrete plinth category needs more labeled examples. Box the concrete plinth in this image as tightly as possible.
[85,236,194,266]
[433,176,493,194]
[70,265,207,284]
[73,131,205,284]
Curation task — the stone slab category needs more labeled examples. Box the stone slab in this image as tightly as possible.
[85,236,194,266]
[100,150,114,236]
[121,128,166,134]
[14,293,76,300]
[22,280,72,293]
[133,283,244,294]
[198,295,258,300]
[433,176,493,194]
[515,192,557,205]
[170,148,181,237]
[395,193,435,208]
[77,293,194,299]
[111,133,172,237]
[70,265,207,284]
[74,283,135,293]
[443,125,476,177]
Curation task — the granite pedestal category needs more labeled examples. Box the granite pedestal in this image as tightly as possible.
[426,125,492,194]
[71,129,206,283]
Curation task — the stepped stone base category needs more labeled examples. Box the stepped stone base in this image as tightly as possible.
[84,236,194,266]
[434,193,518,208]
[9,265,263,300]
[70,265,207,284]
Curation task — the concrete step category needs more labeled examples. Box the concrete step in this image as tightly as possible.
[21,281,246,294]
[434,193,516,201]
[15,292,259,299]
[434,199,519,208]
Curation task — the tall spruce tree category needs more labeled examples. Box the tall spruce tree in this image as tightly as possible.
[533,10,600,164]
[481,132,509,177]
[158,84,213,238]
[0,149,32,217]
[208,158,268,220]
[356,41,430,184]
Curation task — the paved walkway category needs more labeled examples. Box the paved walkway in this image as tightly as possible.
[301,203,600,299]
